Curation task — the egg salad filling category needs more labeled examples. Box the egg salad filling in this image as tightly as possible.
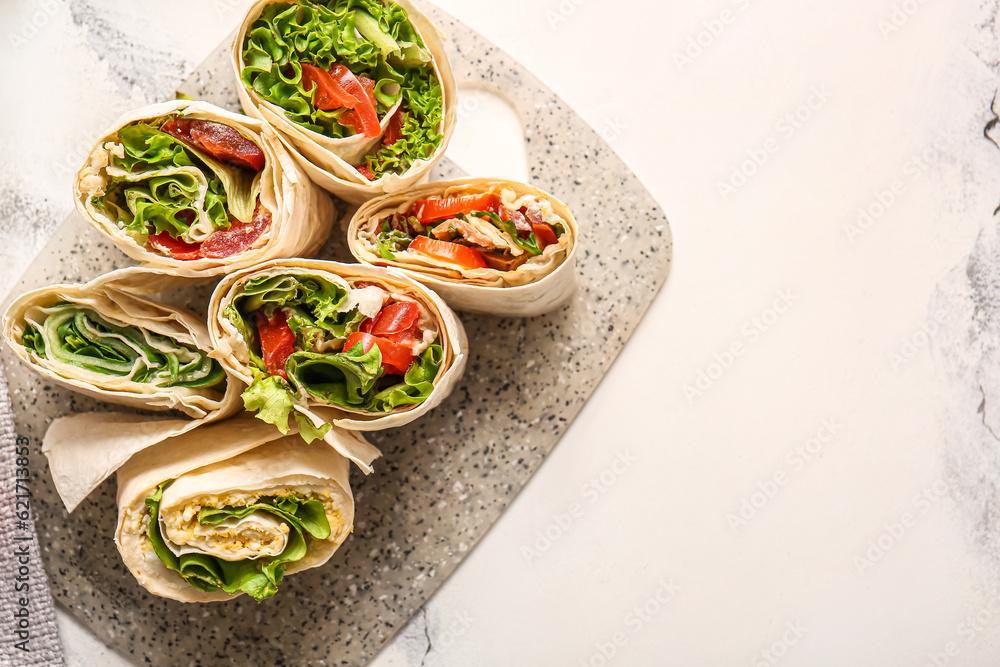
[142,481,340,602]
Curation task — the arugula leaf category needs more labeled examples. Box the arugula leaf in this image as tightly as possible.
[375,219,412,260]
[468,211,543,256]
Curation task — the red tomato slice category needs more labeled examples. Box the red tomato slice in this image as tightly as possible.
[256,307,295,380]
[413,194,500,223]
[339,109,361,133]
[162,118,265,171]
[408,236,487,270]
[358,75,377,108]
[148,230,201,261]
[369,302,421,336]
[382,109,406,146]
[343,332,415,376]
[362,301,422,347]
[356,165,376,180]
[330,64,380,138]
[300,63,356,110]
[532,223,559,249]
[200,201,271,258]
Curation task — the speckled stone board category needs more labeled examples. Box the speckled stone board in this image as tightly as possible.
[1,2,672,665]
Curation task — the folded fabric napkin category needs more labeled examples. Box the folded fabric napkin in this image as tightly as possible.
[0,361,64,665]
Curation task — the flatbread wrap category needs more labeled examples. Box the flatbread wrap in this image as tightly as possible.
[115,417,355,603]
[74,99,333,278]
[2,267,242,511]
[348,178,578,315]
[232,0,457,203]
[208,258,467,471]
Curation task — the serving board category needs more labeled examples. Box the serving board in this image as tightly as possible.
[1,3,673,665]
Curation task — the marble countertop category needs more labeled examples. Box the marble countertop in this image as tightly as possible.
[5,0,1000,664]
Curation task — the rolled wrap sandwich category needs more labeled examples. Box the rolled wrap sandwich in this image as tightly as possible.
[348,178,579,316]
[2,267,242,511]
[74,99,333,278]
[115,417,355,603]
[233,0,457,203]
[209,259,467,471]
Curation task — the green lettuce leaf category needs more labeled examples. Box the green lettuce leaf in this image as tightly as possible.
[228,274,363,359]
[198,496,331,540]
[286,341,384,408]
[285,305,367,351]
[363,65,443,178]
[293,413,333,443]
[21,325,46,358]
[236,274,349,319]
[109,124,230,244]
[230,273,445,433]
[242,373,297,433]
[25,305,223,389]
[375,219,412,260]
[370,343,442,411]
[101,121,260,244]
[184,147,260,226]
[240,0,442,176]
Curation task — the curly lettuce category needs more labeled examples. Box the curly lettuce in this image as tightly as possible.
[94,121,261,245]
[240,0,443,176]
[363,66,442,178]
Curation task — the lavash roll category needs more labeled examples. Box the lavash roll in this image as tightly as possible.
[115,417,355,603]
[231,0,457,203]
[74,99,334,278]
[208,258,467,472]
[2,267,243,511]
[348,178,579,315]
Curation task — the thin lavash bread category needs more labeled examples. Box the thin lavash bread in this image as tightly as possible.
[74,99,335,279]
[2,267,243,511]
[347,178,579,316]
[230,0,457,204]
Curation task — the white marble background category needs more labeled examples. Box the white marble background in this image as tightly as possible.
[5,0,1000,665]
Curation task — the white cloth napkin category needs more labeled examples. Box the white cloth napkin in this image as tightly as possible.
[0,362,64,666]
